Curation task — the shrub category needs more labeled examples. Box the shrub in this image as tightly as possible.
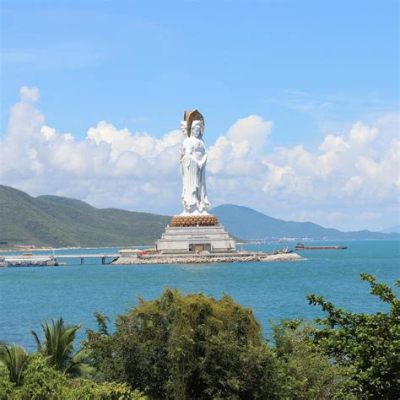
[63,380,147,400]
[17,354,67,399]
[273,321,357,399]
[0,367,15,400]
[308,273,400,399]
[85,289,280,400]
[3,354,147,400]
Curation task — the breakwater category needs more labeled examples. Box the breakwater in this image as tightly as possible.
[113,252,303,265]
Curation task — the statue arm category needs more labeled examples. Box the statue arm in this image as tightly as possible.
[198,152,208,168]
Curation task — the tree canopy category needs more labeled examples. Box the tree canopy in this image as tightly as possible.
[308,273,400,399]
[85,289,280,400]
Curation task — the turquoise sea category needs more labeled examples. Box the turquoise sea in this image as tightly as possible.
[0,240,399,350]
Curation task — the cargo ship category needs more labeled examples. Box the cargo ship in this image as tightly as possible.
[295,243,347,250]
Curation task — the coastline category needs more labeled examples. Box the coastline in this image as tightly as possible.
[113,252,303,265]
[0,245,124,253]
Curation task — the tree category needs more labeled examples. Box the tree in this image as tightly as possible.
[85,289,280,400]
[308,273,400,399]
[31,317,87,376]
[273,321,356,399]
[0,344,29,386]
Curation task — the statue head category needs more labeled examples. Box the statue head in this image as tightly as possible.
[183,109,204,137]
[180,121,188,138]
[191,120,204,139]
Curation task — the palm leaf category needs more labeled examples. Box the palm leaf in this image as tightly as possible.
[31,317,84,375]
[0,343,29,385]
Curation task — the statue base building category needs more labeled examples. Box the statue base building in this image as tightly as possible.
[156,215,236,254]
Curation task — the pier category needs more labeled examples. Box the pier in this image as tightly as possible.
[0,253,120,267]
[54,253,119,264]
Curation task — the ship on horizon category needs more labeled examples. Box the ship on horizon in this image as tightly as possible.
[295,243,348,250]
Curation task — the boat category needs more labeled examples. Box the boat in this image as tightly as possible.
[272,247,293,255]
[295,243,347,250]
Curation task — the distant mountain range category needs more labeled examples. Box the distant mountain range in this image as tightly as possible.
[212,204,399,241]
[0,185,398,248]
[381,225,400,234]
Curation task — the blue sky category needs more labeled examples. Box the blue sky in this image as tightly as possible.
[0,1,399,231]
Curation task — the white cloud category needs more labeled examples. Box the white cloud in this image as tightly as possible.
[342,176,364,196]
[19,86,40,102]
[208,115,272,177]
[0,87,399,231]
[349,121,378,144]
[319,134,349,153]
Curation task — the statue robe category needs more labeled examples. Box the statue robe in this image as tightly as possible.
[181,136,209,214]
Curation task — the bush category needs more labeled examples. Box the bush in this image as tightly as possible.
[273,321,357,399]
[0,367,15,400]
[308,273,400,399]
[85,289,280,400]
[1,354,146,400]
[63,380,147,400]
[16,354,67,400]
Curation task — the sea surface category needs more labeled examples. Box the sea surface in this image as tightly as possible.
[0,240,399,350]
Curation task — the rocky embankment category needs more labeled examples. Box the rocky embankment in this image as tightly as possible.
[113,252,303,265]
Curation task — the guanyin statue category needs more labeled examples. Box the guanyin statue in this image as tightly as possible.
[180,110,210,215]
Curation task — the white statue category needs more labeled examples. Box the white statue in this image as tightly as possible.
[180,113,210,215]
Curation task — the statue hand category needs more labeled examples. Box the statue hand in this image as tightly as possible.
[199,154,207,168]
[203,153,208,163]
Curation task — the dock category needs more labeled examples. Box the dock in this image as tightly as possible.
[0,253,120,267]
[54,253,119,264]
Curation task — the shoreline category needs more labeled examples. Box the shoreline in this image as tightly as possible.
[1,237,398,254]
[0,245,128,253]
[113,252,303,265]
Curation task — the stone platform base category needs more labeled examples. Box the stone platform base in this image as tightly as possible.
[113,252,303,265]
[156,224,236,254]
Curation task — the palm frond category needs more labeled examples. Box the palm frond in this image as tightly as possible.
[0,343,29,386]
[31,317,84,375]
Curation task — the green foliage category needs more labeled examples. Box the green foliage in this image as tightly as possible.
[0,344,29,386]
[16,354,67,399]
[0,367,15,400]
[1,354,147,400]
[0,184,170,247]
[63,380,148,400]
[273,321,356,399]
[308,273,400,399]
[31,317,87,376]
[85,289,280,400]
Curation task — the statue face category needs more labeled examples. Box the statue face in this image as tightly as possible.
[191,121,203,138]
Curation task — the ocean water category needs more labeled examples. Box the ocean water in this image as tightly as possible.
[0,240,399,350]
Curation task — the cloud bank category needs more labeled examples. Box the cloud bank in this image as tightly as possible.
[0,87,399,231]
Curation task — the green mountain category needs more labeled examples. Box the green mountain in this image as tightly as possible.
[1,186,397,248]
[0,185,170,247]
[211,204,400,241]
